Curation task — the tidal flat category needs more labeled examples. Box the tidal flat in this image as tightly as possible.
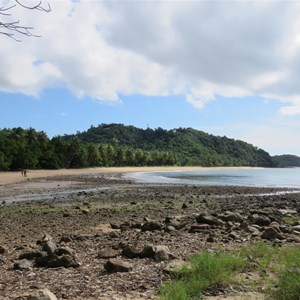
[0,172,299,299]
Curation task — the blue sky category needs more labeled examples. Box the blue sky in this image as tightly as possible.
[1,0,300,156]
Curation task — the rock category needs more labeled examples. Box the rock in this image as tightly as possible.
[59,234,73,243]
[0,245,7,254]
[97,248,120,259]
[206,234,216,242]
[104,259,133,273]
[229,231,240,240]
[154,245,174,261]
[17,288,57,300]
[19,250,46,260]
[81,208,90,215]
[141,221,162,232]
[246,225,261,236]
[121,245,140,259]
[14,259,33,270]
[163,259,191,274]
[188,223,211,233]
[55,247,74,256]
[36,254,80,268]
[63,212,71,217]
[278,209,298,215]
[250,214,271,227]
[49,255,80,268]
[195,214,222,226]
[218,211,244,223]
[139,245,156,258]
[110,223,120,229]
[292,225,300,232]
[261,227,284,240]
[165,216,187,230]
[165,225,176,232]
[42,241,57,255]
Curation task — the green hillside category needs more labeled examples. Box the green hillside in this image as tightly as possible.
[0,124,278,171]
[272,154,300,167]
[72,123,275,167]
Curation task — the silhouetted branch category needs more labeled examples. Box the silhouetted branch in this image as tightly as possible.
[0,0,51,41]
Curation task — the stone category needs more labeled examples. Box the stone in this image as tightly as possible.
[181,203,188,209]
[195,214,222,226]
[81,208,90,215]
[55,247,74,256]
[0,245,7,254]
[17,288,57,300]
[246,225,261,236]
[49,255,80,268]
[250,214,271,227]
[42,241,57,255]
[110,223,121,229]
[19,250,46,260]
[218,211,244,223]
[36,254,80,268]
[97,248,120,259]
[154,245,173,262]
[261,227,284,240]
[141,221,162,232]
[139,245,156,258]
[163,259,191,274]
[104,259,133,273]
[165,216,187,230]
[188,223,211,233]
[121,245,140,259]
[14,259,33,270]
[229,231,240,240]
[278,209,298,215]
[59,234,73,243]
[292,225,300,232]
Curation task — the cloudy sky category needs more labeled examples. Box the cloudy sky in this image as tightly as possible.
[1,0,300,156]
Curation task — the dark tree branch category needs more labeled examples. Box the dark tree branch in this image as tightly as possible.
[0,0,51,41]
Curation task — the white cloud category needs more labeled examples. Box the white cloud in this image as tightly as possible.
[240,123,300,156]
[1,0,300,113]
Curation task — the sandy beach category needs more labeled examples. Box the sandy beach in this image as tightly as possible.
[0,166,252,186]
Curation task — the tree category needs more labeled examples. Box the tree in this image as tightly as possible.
[0,0,51,41]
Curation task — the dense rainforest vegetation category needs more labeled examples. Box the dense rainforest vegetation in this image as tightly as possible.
[272,155,300,167]
[0,124,286,171]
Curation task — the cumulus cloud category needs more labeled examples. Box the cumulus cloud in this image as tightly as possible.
[1,0,300,114]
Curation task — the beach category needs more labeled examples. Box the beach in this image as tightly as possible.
[0,168,299,299]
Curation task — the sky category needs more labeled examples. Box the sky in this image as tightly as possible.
[1,0,300,156]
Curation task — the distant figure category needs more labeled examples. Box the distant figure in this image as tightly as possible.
[24,170,27,177]
[21,170,24,176]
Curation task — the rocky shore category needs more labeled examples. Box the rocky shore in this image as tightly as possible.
[0,172,300,299]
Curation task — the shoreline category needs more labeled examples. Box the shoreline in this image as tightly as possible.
[0,166,253,186]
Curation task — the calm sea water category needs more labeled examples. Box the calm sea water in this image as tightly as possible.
[128,168,300,188]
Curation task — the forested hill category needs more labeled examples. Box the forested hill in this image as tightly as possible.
[272,155,300,167]
[71,123,275,167]
[0,124,277,171]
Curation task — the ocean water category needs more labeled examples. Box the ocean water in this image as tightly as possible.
[127,168,300,188]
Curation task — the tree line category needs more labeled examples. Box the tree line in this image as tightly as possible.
[0,127,176,171]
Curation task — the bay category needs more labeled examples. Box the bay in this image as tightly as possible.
[128,168,300,188]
